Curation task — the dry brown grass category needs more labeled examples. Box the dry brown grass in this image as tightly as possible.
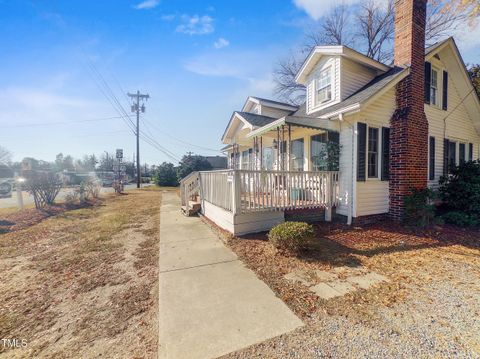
[222,222,480,321]
[0,188,167,358]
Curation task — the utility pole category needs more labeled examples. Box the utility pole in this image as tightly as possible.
[128,90,149,188]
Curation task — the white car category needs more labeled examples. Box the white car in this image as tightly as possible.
[0,166,14,199]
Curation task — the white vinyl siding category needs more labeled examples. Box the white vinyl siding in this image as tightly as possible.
[426,56,480,187]
[340,58,377,100]
[306,56,340,114]
[355,88,395,216]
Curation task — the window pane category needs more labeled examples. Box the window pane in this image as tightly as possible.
[290,139,304,171]
[448,141,456,169]
[368,128,379,178]
[311,133,328,171]
[262,147,273,170]
[316,67,332,104]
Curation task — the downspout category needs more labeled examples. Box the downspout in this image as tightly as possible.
[339,113,354,226]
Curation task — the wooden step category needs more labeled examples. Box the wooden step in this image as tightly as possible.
[181,201,201,216]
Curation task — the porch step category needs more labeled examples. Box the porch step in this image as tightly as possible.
[181,201,201,216]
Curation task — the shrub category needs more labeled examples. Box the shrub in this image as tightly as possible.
[268,222,314,254]
[154,162,178,187]
[439,160,480,227]
[404,188,437,227]
[442,211,479,227]
[24,171,62,209]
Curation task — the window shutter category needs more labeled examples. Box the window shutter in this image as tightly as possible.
[357,122,367,182]
[469,143,474,161]
[425,62,431,104]
[443,139,449,175]
[442,71,448,110]
[429,137,435,180]
[381,127,390,181]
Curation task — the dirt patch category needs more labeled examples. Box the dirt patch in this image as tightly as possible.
[218,221,480,358]
[0,188,164,358]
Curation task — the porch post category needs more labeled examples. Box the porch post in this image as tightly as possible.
[324,172,332,221]
[276,127,280,170]
[260,136,263,170]
[287,124,291,171]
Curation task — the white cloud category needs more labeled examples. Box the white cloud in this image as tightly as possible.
[292,0,360,20]
[176,15,214,35]
[133,0,160,10]
[214,37,230,49]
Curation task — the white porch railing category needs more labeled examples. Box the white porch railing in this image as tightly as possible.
[179,171,200,213]
[186,169,339,215]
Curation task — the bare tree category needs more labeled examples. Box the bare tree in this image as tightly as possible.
[273,0,470,105]
[0,146,12,165]
[356,0,395,63]
[304,4,352,48]
[426,3,467,44]
[273,50,307,106]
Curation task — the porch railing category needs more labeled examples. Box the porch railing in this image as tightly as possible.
[179,171,200,213]
[192,169,339,215]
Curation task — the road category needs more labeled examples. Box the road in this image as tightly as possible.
[0,184,147,209]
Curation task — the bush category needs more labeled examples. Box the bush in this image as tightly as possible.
[404,188,437,227]
[442,211,479,227]
[439,160,480,227]
[268,222,314,254]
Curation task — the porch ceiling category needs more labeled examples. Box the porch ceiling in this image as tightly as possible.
[246,115,339,138]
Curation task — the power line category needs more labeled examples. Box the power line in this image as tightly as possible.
[142,117,222,153]
[0,115,133,129]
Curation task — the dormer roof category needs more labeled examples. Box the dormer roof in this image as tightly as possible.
[295,45,390,85]
[242,96,298,112]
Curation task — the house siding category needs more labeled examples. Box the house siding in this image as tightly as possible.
[426,57,480,188]
[340,58,377,101]
[355,88,396,217]
[306,56,341,115]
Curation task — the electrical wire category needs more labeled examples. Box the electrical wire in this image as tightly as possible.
[0,115,133,129]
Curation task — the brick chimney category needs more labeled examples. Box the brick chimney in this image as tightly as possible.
[389,0,429,221]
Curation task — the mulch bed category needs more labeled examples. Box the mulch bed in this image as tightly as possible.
[0,200,101,234]
[208,219,480,319]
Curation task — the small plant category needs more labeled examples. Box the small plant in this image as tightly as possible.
[268,221,315,254]
[404,188,437,227]
[24,171,63,209]
[64,191,79,205]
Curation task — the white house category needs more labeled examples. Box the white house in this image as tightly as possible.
[181,0,480,235]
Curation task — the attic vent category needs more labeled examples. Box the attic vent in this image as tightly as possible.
[434,54,440,60]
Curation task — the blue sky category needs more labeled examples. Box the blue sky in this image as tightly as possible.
[1,0,479,164]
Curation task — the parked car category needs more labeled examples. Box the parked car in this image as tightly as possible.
[0,165,14,199]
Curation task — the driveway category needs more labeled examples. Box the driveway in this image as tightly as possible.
[158,192,303,359]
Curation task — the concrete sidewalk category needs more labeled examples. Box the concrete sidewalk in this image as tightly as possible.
[159,192,303,359]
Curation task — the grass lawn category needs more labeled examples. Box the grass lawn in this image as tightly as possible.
[218,222,480,358]
[0,187,167,358]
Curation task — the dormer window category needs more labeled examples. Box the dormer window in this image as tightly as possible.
[315,67,332,105]
[430,68,438,107]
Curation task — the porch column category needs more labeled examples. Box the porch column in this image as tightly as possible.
[260,136,263,170]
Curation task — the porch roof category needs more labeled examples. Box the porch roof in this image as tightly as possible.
[246,115,338,138]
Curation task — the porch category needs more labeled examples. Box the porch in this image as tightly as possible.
[180,169,340,235]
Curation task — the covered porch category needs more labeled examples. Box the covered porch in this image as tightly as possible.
[180,168,340,235]
[224,115,341,174]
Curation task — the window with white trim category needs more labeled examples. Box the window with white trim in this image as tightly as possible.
[315,67,332,105]
[368,127,379,178]
[430,68,438,107]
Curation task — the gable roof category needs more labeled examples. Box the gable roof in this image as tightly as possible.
[293,66,409,119]
[296,45,390,84]
[221,111,278,142]
[236,111,278,127]
[425,37,480,134]
[242,96,298,112]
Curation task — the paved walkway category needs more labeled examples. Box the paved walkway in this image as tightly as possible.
[159,192,303,359]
